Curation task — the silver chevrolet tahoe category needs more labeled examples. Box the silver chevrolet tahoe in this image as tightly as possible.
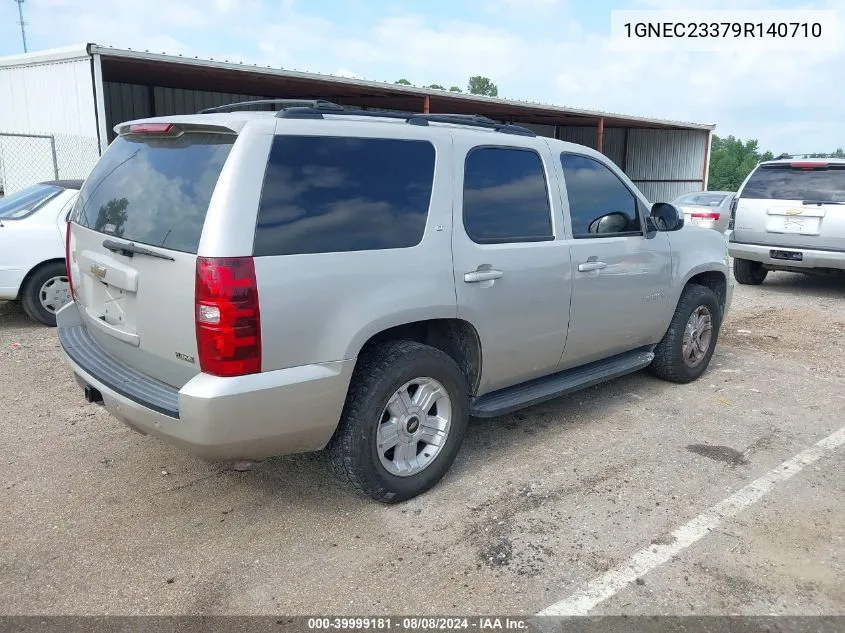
[729,157,845,283]
[58,100,733,502]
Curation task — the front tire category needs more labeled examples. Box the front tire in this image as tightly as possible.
[649,284,721,384]
[733,258,768,285]
[328,340,469,503]
[20,261,72,327]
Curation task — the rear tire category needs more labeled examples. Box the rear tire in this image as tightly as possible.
[21,261,71,327]
[733,258,768,285]
[328,340,469,503]
[649,284,721,384]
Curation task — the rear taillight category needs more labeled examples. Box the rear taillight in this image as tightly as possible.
[65,220,75,300]
[691,212,720,221]
[195,257,261,377]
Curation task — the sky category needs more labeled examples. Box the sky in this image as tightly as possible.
[1,0,843,153]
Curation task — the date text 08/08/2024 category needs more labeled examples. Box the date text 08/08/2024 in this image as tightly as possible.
[307,617,530,631]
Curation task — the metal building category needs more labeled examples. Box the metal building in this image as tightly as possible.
[1,43,714,198]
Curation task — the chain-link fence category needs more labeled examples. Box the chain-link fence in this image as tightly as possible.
[0,132,100,196]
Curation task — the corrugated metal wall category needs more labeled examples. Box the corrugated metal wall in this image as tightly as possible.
[625,128,708,202]
[103,82,272,140]
[515,123,708,201]
[0,57,98,137]
[0,56,100,192]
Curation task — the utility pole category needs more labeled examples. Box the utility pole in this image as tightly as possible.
[14,0,28,53]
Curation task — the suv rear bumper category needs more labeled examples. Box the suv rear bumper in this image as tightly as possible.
[728,239,845,271]
[56,302,354,460]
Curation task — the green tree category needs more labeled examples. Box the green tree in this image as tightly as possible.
[449,86,462,93]
[467,76,498,97]
[427,84,445,90]
[394,78,411,85]
[707,135,774,191]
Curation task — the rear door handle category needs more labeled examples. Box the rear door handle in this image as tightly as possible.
[578,261,608,272]
[464,269,504,283]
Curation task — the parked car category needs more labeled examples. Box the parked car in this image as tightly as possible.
[57,102,732,502]
[0,180,81,325]
[729,158,845,284]
[671,190,734,233]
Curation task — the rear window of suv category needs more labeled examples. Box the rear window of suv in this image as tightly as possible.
[73,132,235,254]
[741,164,845,202]
[254,136,436,256]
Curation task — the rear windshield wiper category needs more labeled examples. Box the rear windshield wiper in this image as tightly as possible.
[102,238,175,261]
[802,200,845,205]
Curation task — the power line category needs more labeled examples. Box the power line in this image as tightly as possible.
[14,0,27,53]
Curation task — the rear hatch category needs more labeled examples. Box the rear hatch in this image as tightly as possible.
[733,161,845,251]
[67,123,236,388]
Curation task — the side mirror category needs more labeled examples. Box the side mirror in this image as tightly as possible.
[650,202,684,231]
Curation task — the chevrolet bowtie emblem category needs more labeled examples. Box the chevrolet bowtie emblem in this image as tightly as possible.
[785,209,803,215]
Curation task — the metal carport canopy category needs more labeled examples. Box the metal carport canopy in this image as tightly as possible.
[90,44,713,133]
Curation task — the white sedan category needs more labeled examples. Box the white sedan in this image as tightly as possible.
[0,180,82,326]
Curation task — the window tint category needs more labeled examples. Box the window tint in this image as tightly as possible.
[560,154,641,237]
[74,133,234,254]
[462,147,553,244]
[254,136,436,256]
[0,183,62,220]
[740,165,845,202]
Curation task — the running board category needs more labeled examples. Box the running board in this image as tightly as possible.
[469,347,655,418]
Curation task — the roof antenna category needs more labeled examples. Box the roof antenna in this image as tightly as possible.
[14,0,28,53]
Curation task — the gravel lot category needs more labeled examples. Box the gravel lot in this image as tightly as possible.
[1,272,843,616]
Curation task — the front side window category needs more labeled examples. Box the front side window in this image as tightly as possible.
[560,153,641,238]
[254,136,436,256]
[462,147,553,244]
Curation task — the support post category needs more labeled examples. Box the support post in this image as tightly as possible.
[621,128,630,172]
[596,117,605,154]
[49,136,59,180]
[423,95,430,114]
[702,130,712,190]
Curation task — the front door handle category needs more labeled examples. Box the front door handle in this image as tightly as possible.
[464,269,504,283]
[578,261,608,272]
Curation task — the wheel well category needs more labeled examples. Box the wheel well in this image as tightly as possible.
[687,271,727,312]
[358,319,482,395]
[16,258,65,300]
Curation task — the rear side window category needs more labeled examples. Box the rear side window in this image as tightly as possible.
[73,133,235,254]
[462,147,553,244]
[560,153,641,238]
[741,164,845,202]
[0,183,62,220]
[254,136,436,256]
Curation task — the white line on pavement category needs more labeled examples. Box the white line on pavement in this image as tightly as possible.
[538,426,845,616]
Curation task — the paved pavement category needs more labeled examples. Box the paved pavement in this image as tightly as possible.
[1,273,843,615]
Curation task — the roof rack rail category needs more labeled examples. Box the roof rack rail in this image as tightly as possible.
[196,99,536,136]
[276,106,536,136]
[197,98,344,114]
